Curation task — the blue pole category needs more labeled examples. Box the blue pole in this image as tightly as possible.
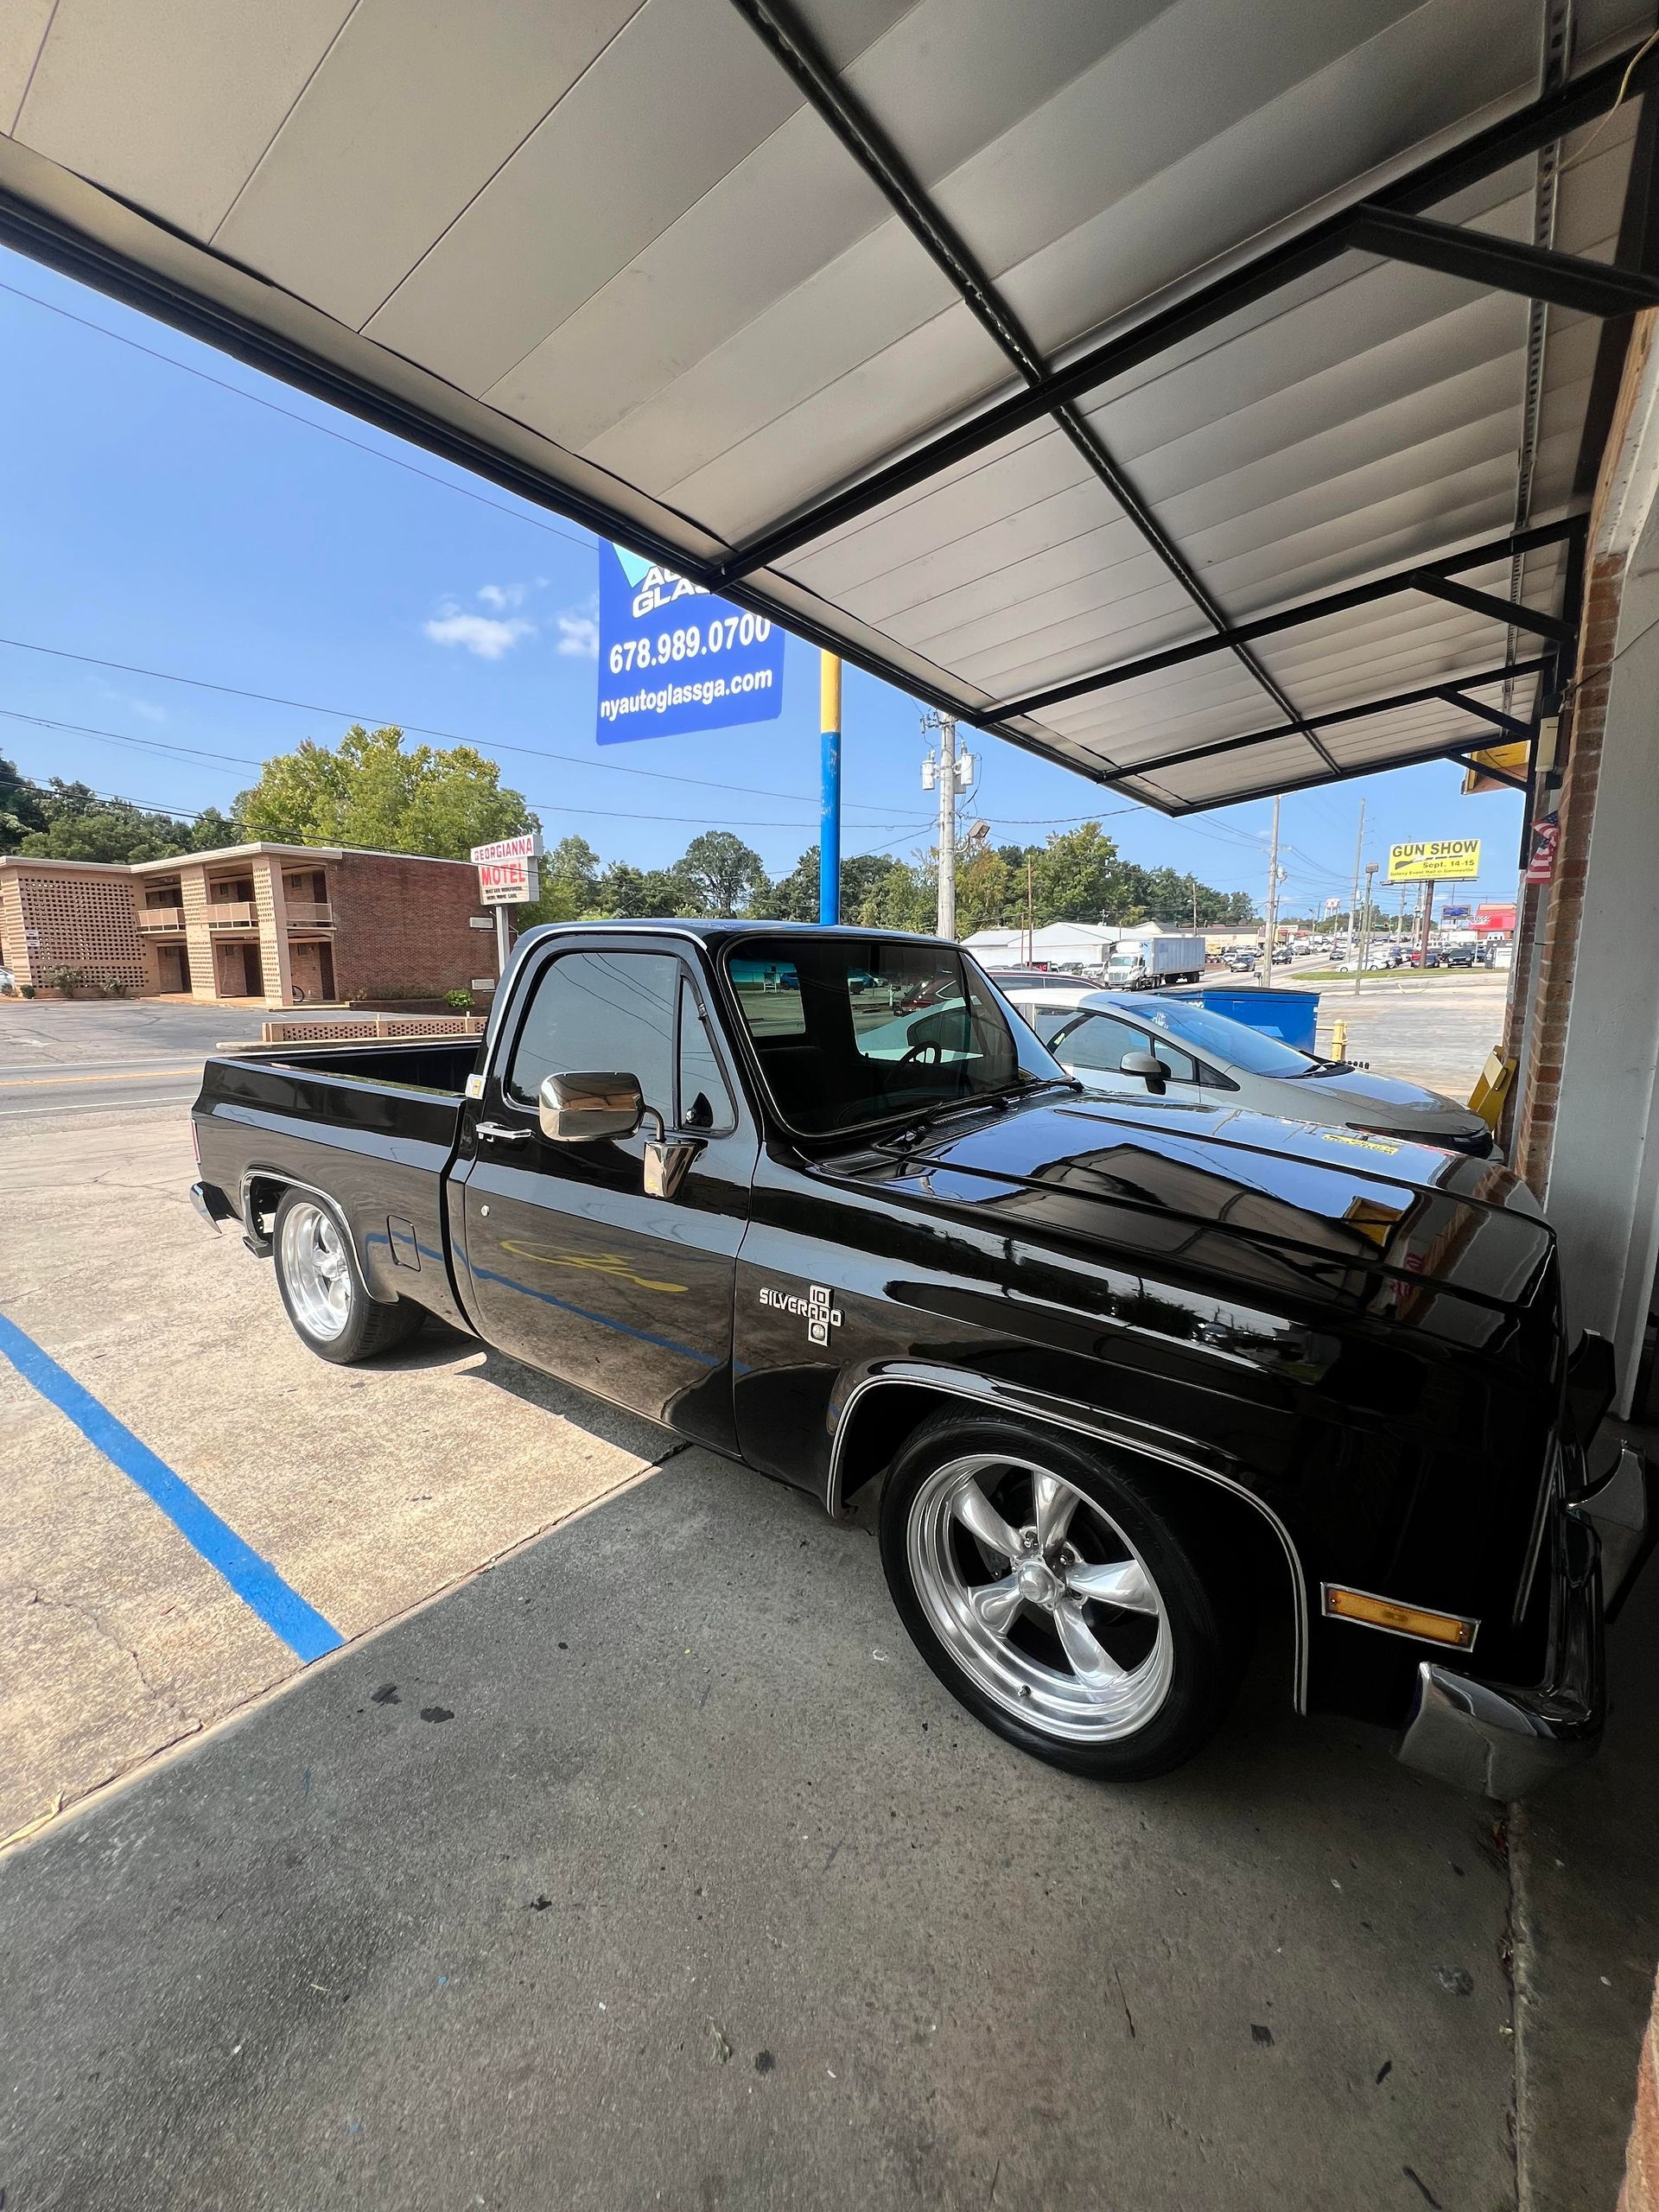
[819,652,842,924]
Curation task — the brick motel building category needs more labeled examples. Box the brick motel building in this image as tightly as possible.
[0,843,496,1008]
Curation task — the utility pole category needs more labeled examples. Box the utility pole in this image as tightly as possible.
[921,710,970,940]
[1259,794,1283,985]
[1417,879,1436,965]
[1025,858,1035,967]
[1347,798,1366,957]
[1355,860,1377,996]
[1190,874,1198,931]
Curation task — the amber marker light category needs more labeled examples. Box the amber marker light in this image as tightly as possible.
[1321,1585,1478,1649]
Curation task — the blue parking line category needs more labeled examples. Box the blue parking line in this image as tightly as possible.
[0,1312,343,1663]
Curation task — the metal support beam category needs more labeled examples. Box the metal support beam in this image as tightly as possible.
[1106,658,1549,783]
[1136,733,1541,817]
[1346,205,1659,318]
[1438,689,1534,737]
[725,0,1340,771]
[993,517,1580,721]
[715,40,1659,585]
[1454,751,1531,793]
[1409,570,1575,642]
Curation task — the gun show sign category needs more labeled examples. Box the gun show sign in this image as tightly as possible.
[1386,838,1480,885]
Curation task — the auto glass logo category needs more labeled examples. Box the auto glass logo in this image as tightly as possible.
[614,544,709,620]
[760,1282,843,1346]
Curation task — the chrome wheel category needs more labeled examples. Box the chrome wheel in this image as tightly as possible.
[278,1200,353,1341]
[906,1452,1173,1743]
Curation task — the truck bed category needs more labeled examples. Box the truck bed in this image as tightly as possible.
[193,1038,480,1330]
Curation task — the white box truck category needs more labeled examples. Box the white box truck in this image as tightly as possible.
[1104,931,1206,989]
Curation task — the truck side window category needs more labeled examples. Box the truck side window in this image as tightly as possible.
[677,976,736,1132]
[506,950,677,1115]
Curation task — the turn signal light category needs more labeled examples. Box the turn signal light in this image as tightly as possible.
[1321,1585,1478,1649]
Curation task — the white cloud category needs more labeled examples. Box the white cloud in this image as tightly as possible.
[424,608,536,659]
[129,698,168,724]
[477,581,528,612]
[556,593,600,658]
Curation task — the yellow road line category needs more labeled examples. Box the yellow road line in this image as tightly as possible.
[0,1068,197,1089]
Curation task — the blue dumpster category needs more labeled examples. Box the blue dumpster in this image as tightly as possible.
[1195,987,1320,1055]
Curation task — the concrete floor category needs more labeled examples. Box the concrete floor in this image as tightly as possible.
[0,1107,665,1842]
[2,1452,1523,2212]
[1308,970,1510,1102]
[2,1007,1655,2209]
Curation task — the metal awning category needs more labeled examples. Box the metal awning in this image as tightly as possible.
[3,1,1656,812]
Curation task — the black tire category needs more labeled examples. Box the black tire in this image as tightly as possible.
[271,1188,425,1365]
[879,1409,1248,1781]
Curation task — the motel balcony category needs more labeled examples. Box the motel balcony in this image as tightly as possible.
[206,901,257,931]
[283,901,334,931]
[137,906,187,934]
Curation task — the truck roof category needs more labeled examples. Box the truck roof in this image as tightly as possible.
[513,918,959,951]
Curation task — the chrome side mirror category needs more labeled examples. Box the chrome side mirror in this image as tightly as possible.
[537,1071,644,1143]
[1119,1049,1169,1096]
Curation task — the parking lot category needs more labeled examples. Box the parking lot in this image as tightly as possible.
[3,998,1656,2209]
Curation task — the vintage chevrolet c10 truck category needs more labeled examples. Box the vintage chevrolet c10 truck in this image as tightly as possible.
[189,922,1650,1792]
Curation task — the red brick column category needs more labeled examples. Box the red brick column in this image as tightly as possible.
[1512,550,1621,1195]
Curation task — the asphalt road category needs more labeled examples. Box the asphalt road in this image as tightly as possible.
[0,999,270,1120]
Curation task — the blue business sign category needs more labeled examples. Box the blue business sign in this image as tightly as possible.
[596,543,785,744]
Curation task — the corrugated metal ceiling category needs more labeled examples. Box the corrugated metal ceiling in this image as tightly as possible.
[1,0,1654,810]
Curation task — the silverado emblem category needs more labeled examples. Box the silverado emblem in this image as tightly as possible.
[760,1282,843,1346]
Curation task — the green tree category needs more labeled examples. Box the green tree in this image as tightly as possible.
[234,724,533,858]
[1029,823,1123,923]
[594,861,650,917]
[680,830,767,918]
[0,755,47,852]
[520,835,602,925]
[852,852,934,931]
[955,827,1017,935]
[16,779,205,864]
[756,846,818,922]
[639,863,705,916]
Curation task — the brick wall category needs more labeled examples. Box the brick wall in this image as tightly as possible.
[1511,310,1659,1195]
[325,855,489,1002]
[0,863,145,991]
[1512,550,1621,1194]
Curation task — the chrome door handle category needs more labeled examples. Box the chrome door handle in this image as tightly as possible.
[476,1121,532,1146]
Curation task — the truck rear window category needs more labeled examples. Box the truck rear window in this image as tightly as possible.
[726,937,1064,1135]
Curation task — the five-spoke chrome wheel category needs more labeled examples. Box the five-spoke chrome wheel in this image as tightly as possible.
[277,1199,353,1341]
[906,1451,1173,1743]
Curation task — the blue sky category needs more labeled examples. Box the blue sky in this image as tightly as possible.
[0,243,1522,921]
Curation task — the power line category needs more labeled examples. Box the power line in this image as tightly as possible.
[0,274,601,556]
[0,632,918,815]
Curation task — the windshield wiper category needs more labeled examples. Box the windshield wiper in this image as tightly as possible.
[876,1076,1081,1147]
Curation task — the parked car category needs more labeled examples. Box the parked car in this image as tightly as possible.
[190,922,1644,1796]
[1225,950,1258,972]
[1001,982,1496,1154]
[1442,942,1479,968]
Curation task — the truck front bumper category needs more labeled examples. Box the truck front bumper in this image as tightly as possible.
[1396,1443,1652,1800]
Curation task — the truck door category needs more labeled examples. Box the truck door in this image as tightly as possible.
[455,941,754,1451]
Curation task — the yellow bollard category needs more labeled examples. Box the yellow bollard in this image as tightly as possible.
[1331,1018,1348,1063]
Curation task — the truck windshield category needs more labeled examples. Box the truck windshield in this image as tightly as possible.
[726,937,1068,1135]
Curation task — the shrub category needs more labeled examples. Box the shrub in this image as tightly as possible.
[444,988,474,1012]
[43,964,87,998]
[20,983,35,998]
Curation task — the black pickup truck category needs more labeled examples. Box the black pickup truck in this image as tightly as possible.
[190,922,1649,1793]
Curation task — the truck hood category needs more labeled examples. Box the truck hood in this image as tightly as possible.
[835,1089,1552,1330]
